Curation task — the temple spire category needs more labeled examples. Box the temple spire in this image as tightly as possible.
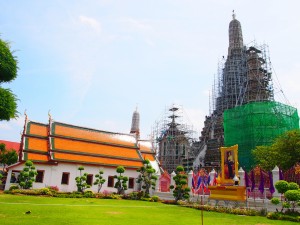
[130,107,140,139]
[228,10,244,55]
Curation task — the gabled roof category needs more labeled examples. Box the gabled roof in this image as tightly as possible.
[20,119,146,169]
[0,140,20,152]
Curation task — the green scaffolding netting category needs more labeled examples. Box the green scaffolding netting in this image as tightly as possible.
[223,101,299,170]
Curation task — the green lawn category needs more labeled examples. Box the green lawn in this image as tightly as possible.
[0,194,296,225]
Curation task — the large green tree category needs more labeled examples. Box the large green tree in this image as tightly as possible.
[253,129,300,171]
[0,143,18,171]
[136,159,157,197]
[0,38,18,121]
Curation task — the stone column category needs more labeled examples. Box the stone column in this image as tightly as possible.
[272,166,280,197]
[238,167,245,186]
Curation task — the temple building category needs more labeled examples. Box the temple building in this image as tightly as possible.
[194,12,299,171]
[5,110,160,192]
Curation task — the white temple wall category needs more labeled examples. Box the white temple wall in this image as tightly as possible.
[5,162,141,193]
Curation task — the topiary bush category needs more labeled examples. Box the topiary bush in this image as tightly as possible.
[284,190,300,211]
[170,165,190,202]
[83,190,95,198]
[18,160,38,189]
[288,182,299,190]
[9,184,19,191]
[151,195,160,202]
[274,180,289,194]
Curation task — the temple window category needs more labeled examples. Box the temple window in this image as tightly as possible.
[107,176,114,187]
[61,172,70,185]
[128,177,134,189]
[35,170,44,183]
[86,174,93,186]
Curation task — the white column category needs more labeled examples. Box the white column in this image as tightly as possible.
[155,173,160,192]
[4,170,12,191]
[188,170,193,194]
[171,171,176,193]
[209,169,216,186]
[272,166,280,197]
[238,167,245,186]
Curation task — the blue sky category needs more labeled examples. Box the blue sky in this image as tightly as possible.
[1,0,300,142]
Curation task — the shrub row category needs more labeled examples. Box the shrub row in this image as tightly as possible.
[174,201,258,216]
[4,188,159,202]
[267,212,300,222]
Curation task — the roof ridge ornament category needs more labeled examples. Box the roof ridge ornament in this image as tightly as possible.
[24,109,28,121]
[48,110,52,121]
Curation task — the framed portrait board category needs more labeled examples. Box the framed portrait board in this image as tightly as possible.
[220,144,238,185]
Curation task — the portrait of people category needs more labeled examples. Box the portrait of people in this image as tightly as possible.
[224,150,235,179]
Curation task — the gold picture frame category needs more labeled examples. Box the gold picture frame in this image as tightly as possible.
[220,144,238,185]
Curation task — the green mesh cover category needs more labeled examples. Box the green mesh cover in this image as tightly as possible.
[224,101,299,170]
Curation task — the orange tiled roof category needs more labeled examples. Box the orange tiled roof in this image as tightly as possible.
[53,152,143,168]
[52,122,137,147]
[51,137,141,160]
[26,122,48,137]
[25,152,48,162]
[19,119,157,169]
[138,140,153,153]
[24,137,48,153]
[142,153,155,161]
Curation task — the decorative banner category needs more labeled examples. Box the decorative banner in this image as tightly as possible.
[268,171,275,194]
[251,170,255,191]
[258,168,265,194]
[279,169,284,180]
[244,170,250,188]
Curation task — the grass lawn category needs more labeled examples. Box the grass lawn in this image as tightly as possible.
[0,194,296,225]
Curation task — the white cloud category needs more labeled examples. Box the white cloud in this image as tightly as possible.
[79,15,102,33]
[120,17,152,32]
[0,122,12,130]
[145,38,155,47]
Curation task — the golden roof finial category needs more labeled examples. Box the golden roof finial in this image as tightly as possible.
[232,10,236,20]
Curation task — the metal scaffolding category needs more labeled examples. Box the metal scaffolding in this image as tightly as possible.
[151,105,197,173]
